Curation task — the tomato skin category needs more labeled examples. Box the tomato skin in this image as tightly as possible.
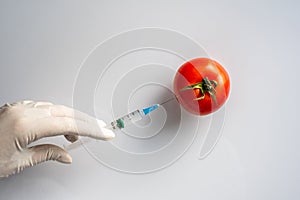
[173,58,230,116]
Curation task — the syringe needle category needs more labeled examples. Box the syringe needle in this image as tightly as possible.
[160,97,176,105]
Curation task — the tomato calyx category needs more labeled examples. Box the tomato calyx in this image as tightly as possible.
[179,77,218,105]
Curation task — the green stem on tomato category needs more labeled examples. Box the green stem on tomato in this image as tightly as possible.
[179,77,218,105]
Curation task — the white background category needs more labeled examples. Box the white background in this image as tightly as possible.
[0,0,299,199]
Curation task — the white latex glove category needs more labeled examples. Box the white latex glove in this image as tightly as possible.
[0,100,115,178]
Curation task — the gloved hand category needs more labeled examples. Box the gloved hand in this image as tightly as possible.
[0,100,115,178]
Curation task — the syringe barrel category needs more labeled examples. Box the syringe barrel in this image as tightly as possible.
[105,109,144,131]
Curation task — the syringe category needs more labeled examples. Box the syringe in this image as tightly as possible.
[64,104,161,151]
[105,104,159,131]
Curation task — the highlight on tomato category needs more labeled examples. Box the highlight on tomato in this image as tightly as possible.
[173,58,230,116]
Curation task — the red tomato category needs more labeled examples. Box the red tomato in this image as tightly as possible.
[173,58,230,116]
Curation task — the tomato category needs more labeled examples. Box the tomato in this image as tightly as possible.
[173,58,230,116]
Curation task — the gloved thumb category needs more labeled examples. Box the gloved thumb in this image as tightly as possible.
[27,144,72,165]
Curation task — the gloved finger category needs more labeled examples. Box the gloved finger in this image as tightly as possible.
[27,144,72,165]
[27,117,115,144]
[24,104,105,127]
[49,105,100,123]
[14,144,73,175]
[64,134,78,143]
